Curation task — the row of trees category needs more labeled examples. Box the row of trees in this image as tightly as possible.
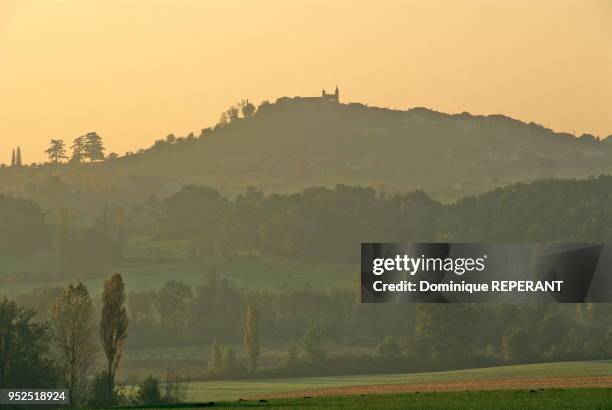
[151,176,612,263]
[217,99,256,127]
[117,273,612,379]
[12,272,612,383]
[9,146,23,167]
[38,97,258,165]
[0,273,128,407]
[45,132,105,164]
[5,273,269,403]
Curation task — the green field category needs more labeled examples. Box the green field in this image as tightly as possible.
[99,361,612,409]
[180,360,612,402]
[103,388,612,409]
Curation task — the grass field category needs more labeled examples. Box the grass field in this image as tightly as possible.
[98,362,612,409]
[181,360,612,402]
[103,388,612,409]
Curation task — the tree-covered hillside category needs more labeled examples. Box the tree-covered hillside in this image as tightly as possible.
[2,99,611,207]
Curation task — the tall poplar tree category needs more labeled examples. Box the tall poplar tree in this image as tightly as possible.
[15,146,22,166]
[100,273,128,402]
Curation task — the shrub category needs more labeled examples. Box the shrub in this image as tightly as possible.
[137,375,162,405]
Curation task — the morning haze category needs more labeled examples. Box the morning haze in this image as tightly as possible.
[0,0,610,163]
[4,1,612,407]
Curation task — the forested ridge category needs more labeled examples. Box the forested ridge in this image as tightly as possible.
[3,98,612,203]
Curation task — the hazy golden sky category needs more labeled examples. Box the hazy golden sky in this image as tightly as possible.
[1,0,611,163]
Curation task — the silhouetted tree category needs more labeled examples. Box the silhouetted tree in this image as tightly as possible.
[10,149,15,167]
[217,112,229,127]
[45,139,68,164]
[70,136,86,163]
[100,273,128,403]
[226,106,240,122]
[239,99,256,117]
[85,132,105,161]
[15,146,22,166]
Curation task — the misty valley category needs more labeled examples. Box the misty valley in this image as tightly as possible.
[1,93,611,408]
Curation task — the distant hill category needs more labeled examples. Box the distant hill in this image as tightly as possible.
[2,97,611,206]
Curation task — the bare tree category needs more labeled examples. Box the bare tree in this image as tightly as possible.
[49,282,95,406]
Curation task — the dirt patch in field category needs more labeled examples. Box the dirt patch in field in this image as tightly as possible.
[262,376,612,399]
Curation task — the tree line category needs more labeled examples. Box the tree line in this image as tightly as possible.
[150,176,612,262]
[44,132,105,164]
[129,276,612,378]
[4,174,612,268]
[16,272,612,383]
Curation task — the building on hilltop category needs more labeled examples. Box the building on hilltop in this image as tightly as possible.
[277,86,340,104]
[321,86,340,103]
